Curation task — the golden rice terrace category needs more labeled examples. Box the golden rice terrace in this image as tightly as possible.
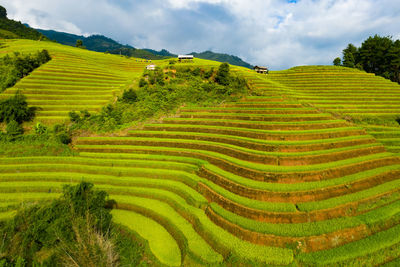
[1,40,400,266]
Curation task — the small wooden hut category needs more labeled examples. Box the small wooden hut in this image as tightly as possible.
[254,66,269,74]
[146,64,156,70]
[178,55,194,62]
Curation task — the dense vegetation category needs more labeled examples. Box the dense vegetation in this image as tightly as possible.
[0,182,146,266]
[0,49,51,92]
[0,6,47,40]
[334,35,400,83]
[0,93,35,124]
[68,62,247,132]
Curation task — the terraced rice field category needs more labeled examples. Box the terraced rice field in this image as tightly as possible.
[1,41,400,265]
[0,39,148,123]
[264,66,400,117]
[265,66,400,152]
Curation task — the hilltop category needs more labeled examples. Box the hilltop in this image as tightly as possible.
[0,6,47,40]
[36,28,253,67]
[191,50,253,69]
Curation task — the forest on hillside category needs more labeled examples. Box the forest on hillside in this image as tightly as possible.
[0,5,47,40]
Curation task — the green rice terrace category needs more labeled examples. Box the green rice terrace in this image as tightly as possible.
[1,39,400,266]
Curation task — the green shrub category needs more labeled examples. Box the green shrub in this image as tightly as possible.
[68,110,81,123]
[121,88,138,103]
[204,67,214,79]
[53,124,64,133]
[6,120,23,138]
[0,182,116,265]
[215,62,230,85]
[138,77,147,87]
[79,110,90,120]
[0,92,35,124]
[0,49,51,92]
[33,122,47,135]
[57,132,71,145]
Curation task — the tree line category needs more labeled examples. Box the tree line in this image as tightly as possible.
[333,35,400,83]
[0,5,48,40]
[0,49,51,92]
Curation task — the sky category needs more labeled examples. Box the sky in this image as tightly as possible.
[1,0,400,70]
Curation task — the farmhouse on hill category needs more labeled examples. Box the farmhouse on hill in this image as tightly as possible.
[178,55,194,62]
[146,64,156,70]
[254,66,269,74]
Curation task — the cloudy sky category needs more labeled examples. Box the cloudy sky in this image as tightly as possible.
[1,0,400,69]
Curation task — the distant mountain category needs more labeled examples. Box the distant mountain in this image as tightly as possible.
[191,51,253,69]
[36,28,253,68]
[0,5,47,40]
[144,49,253,68]
[144,48,177,57]
[37,29,169,60]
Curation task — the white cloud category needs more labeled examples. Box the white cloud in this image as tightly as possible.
[0,0,399,69]
[167,0,227,9]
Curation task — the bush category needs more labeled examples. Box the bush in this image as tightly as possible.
[139,77,147,87]
[57,132,71,145]
[0,92,35,124]
[5,119,23,138]
[0,182,115,265]
[0,49,51,92]
[53,124,67,134]
[53,123,72,145]
[68,110,81,123]
[80,109,91,119]
[34,122,47,135]
[215,62,230,85]
[121,88,138,103]
[204,67,214,79]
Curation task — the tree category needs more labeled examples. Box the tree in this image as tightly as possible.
[36,49,51,64]
[342,44,358,68]
[359,35,393,76]
[76,39,84,48]
[0,49,51,92]
[121,88,138,103]
[0,92,35,124]
[0,5,7,18]
[215,62,230,86]
[335,35,400,83]
[333,57,342,66]
[388,40,400,83]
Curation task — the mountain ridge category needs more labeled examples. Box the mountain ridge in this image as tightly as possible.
[36,28,253,68]
[0,6,47,40]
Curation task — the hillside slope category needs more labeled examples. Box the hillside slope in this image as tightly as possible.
[0,6,47,40]
[0,39,148,123]
[1,42,400,265]
[267,66,400,154]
